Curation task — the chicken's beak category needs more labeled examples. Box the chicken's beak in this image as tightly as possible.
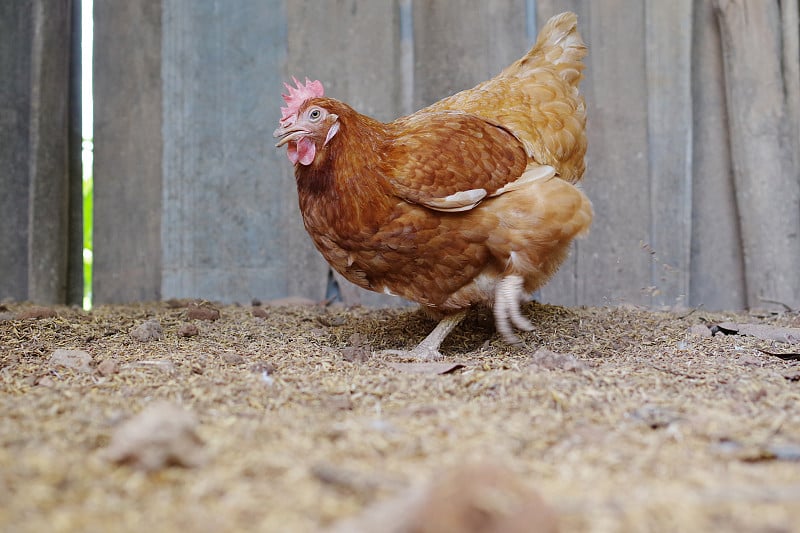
[273,126,309,147]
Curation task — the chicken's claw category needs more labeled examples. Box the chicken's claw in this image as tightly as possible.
[494,274,534,345]
[379,347,445,361]
[379,311,467,361]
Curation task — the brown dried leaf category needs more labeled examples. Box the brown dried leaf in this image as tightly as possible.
[714,322,800,344]
[757,349,800,361]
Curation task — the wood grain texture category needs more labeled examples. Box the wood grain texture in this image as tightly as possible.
[412,0,528,110]
[714,0,800,310]
[0,1,75,304]
[690,0,746,310]
[93,0,163,303]
[0,1,34,301]
[159,0,317,304]
[573,0,651,307]
[67,0,83,306]
[645,0,693,308]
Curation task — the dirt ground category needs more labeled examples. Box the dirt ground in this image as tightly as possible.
[1,299,799,532]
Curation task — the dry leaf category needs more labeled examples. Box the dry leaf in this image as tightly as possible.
[715,322,800,344]
[757,349,800,361]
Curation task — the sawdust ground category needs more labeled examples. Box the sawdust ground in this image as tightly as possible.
[1,301,799,532]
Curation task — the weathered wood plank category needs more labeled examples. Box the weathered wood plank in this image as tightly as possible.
[159,0,316,304]
[572,0,652,307]
[0,0,75,304]
[412,0,528,109]
[714,0,800,310]
[285,0,403,306]
[689,0,746,310]
[93,0,163,303]
[0,1,34,301]
[645,0,693,308]
[67,0,83,306]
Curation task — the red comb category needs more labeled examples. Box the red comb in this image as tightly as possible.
[280,77,324,125]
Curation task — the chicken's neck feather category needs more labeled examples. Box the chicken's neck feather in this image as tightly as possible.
[295,103,396,237]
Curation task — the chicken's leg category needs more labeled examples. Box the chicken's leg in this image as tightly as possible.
[381,310,467,361]
[494,274,534,345]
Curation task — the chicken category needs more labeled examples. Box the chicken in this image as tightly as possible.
[274,12,592,359]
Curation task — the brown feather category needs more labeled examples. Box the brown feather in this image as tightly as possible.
[283,11,592,336]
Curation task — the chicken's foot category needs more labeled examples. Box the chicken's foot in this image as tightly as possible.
[494,274,534,344]
[380,310,468,361]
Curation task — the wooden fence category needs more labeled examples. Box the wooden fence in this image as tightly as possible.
[2,0,799,312]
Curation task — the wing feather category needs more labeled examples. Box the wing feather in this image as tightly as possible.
[383,111,530,212]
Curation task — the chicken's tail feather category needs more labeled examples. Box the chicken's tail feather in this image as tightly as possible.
[517,12,586,87]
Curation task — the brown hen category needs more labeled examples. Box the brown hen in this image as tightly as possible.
[274,12,592,359]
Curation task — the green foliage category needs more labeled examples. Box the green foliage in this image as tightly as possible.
[82,139,93,309]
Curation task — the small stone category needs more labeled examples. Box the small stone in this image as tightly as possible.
[36,376,56,387]
[104,401,205,471]
[252,307,268,319]
[688,324,712,338]
[178,323,199,337]
[165,298,189,309]
[221,351,244,365]
[783,369,800,382]
[97,359,119,376]
[529,348,587,372]
[249,361,275,375]
[130,319,163,342]
[50,349,93,372]
[408,463,559,533]
[186,303,220,321]
[17,306,58,320]
[326,462,558,533]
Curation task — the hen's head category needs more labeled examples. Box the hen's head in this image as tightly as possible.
[274,77,340,166]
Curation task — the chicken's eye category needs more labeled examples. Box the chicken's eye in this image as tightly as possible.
[309,108,322,121]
